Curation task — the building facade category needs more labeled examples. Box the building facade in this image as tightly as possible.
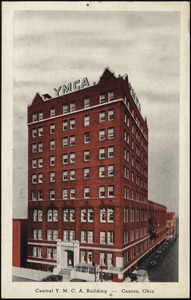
[26,68,168,282]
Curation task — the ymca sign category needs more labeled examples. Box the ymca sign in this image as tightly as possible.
[54,77,90,97]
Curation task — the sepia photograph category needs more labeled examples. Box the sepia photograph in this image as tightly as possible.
[2,1,190,298]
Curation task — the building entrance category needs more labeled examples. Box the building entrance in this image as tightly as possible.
[67,250,74,267]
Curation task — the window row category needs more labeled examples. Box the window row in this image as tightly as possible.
[32,229,114,245]
[123,226,147,244]
[32,246,57,260]
[31,145,115,161]
[123,208,147,222]
[123,239,150,265]
[33,208,114,223]
[32,110,115,139]
[32,91,115,123]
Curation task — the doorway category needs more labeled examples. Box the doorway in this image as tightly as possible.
[67,250,74,267]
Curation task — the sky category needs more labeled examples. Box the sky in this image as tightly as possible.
[13,6,181,219]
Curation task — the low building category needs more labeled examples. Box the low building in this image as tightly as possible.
[166,212,176,239]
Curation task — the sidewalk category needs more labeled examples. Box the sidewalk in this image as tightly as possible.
[12,267,70,282]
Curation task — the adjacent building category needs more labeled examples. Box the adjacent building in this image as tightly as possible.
[25,67,172,282]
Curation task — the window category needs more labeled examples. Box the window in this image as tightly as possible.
[63,230,69,241]
[47,247,52,259]
[50,124,55,134]
[84,168,90,179]
[38,142,43,152]
[70,102,76,112]
[32,128,37,138]
[108,231,114,244]
[136,210,139,221]
[50,140,55,150]
[32,113,37,122]
[100,252,106,265]
[132,124,134,134]
[84,150,90,161]
[81,231,86,243]
[47,229,52,241]
[108,185,114,197]
[70,135,75,147]
[63,120,68,131]
[38,158,43,168]
[84,115,90,126]
[130,208,134,222]
[50,172,55,182]
[33,229,37,240]
[132,140,134,150]
[70,209,75,222]
[53,230,58,241]
[70,152,75,163]
[99,129,105,141]
[38,209,43,222]
[99,166,105,177]
[132,172,134,182]
[108,90,115,101]
[81,250,86,263]
[70,169,75,180]
[100,231,106,244]
[70,118,75,129]
[108,109,114,121]
[33,246,37,257]
[39,111,43,120]
[84,187,90,198]
[108,165,114,177]
[70,188,75,199]
[53,209,58,222]
[50,189,55,200]
[38,190,43,201]
[33,210,37,222]
[63,209,69,222]
[38,173,43,183]
[50,108,55,117]
[108,146,114,158]
[32,175,37,184]
[100,93,106,104]
[99,111,106,123]
[63,154,68,164]
[88,209,94,222]
[53,248,57,260]
[99,186,105,198]
[81,209,87,222]
[124,231,128,243]
[63,189,68,200]
[84,97,90,108]
[99,148,105,159]
[130,229,134,241]
[88,231,93,243]
[136,228,139,239]
[108,253,113,266]
[70,230,75,241]
[50,156,55,166]
[108,208,114,222]
[124,208,128,222]
[38,246,42,258]
[88,251,93,263]
[108,127,114,139]
[84,132,90,144]
[38,127,43,137]
[63,104,68,114]
[32,159,37,168]
[63,137,68,148]
[100,208,106,222]
[32,191,37,202]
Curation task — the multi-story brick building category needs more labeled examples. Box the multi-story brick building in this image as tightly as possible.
[26,67,168,282]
